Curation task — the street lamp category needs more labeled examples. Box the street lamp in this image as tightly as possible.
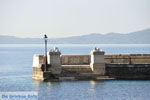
[44,34,48,71]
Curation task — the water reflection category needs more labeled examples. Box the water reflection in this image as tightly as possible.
[90,80,96,87]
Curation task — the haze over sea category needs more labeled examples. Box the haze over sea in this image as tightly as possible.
[0,44,150,100]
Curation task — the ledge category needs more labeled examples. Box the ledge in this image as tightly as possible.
[61,65,90,68]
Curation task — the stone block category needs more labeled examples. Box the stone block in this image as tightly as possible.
[32,54,45,68]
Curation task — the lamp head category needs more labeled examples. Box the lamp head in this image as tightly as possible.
[44,34,48,40]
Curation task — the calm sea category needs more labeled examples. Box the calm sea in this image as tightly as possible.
[0,44,150,100]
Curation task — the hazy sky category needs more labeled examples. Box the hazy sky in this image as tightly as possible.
[0,0,150,38]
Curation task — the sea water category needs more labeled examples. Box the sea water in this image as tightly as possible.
[0,44,150,100]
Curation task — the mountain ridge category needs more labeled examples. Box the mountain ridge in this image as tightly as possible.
[0,28,150,44]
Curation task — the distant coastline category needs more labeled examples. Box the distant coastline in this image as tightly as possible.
[0,28,150,44]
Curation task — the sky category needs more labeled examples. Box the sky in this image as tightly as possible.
[0,0,150,38]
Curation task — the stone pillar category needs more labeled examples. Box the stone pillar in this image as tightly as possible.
[32,54,45,80]
[47,47,62,74]
[90,48,105,75]
[32,54,45,68]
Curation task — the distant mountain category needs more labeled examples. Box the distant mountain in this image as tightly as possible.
[0,29,150,44]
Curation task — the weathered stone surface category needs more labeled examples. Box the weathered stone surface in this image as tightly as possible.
[59,77,76,81]
[106,64,150,79]
[105,54,150,64]
[47,48,62,74]
[90,48,105,75]
[32,67,44,80]
[61,65,92,74]
[32,54,45,68]
[61,55,90,65]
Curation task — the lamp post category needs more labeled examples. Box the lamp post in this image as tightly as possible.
[44,34,48,71]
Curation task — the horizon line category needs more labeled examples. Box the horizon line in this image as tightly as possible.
[0,28,149,39]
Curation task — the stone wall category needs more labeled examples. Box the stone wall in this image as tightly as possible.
[61,55,90,65]
[32,47,150,81]
[60,65,92,77]
[61,65,92,73]
[106,64,150,79]
[60,54,150,65]
[105,54,150,64]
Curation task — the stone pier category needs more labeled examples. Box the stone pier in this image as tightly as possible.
[32,48,150,81]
